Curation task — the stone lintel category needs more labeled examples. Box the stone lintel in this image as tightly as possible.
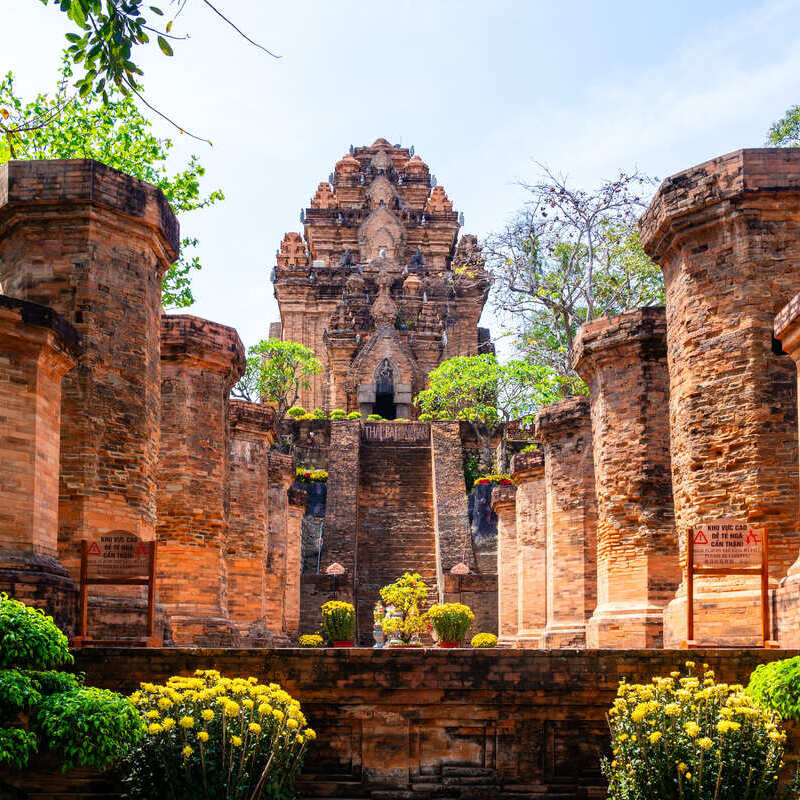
[510,448,544,479]
[775,291,800,359]
[640,148,800,262]
[0,295,82,361]
[491,484,517,512]
[161,314,245,382]
[268,451,295,489]
[0,159,179,262]
[571,306,667,377]
[229,399,278,445]
[534,396,590,442]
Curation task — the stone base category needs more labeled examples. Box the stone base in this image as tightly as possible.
[777,574,800,647]
[0,549,77,634]
[541,623,586,648]
[516,631,544,649]
[663,587,776,648]
[586,605,666,649]
[168,614,240,647]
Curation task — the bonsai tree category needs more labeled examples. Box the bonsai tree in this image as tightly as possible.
[0,594,143,773]
[379,573,429,645]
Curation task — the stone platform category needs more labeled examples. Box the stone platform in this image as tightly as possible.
[71,647,798,799]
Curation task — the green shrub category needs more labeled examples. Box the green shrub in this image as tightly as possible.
[329,409,347,420]
[520,443,539,453]
[427,603,474,643]
[380,573,429,645]
[346,411,361,420]
[604,662,786,800]
[0,593,72,670]
[286,406,307,418]
[393,418,409,422]
[37,687,144,771]
[366,413,383,421]
[747,655,800,721]
[124,670,314,799]
[320,601,355,642]
[0,726,37,770]
[311,408,327,419]
[470,633,498,648]
[0,669,43,713]
[418,413,433,421]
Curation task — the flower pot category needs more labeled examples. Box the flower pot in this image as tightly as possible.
[438,640,459,648]
[332,640,354,647]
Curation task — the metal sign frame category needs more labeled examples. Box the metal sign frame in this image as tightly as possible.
[685,524,776,649]
[72,538,160,647]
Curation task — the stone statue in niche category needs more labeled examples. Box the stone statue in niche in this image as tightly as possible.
[375,358,394,392]
[339,248,354,267]
[410,247,425,269]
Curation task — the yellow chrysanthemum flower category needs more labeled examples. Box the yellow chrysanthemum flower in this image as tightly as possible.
[201,708,214,722]
[649,731,662,744]
[162,718,175,731]
[182,745,193,758]
[684,721,700,738]
[231,735,243,747]
[286,718,299,730]
[698,737,713,751]
[145,710,160,719]
[197,731,209,743]
[148,723,163,735]
[179,716,195,729]
[249,722,262,734]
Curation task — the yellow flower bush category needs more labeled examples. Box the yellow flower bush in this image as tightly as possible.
[603,663,787,799]
[123,669,315,799]
[426,603,474,643]
[298,634,324,648]
[320,601,355,643]
[470,633,498,648]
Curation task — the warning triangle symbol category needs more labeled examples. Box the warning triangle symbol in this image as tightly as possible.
[694,530,709,545]
[746,529,760,545]
[87,541,101,556]
[135,542,148,556]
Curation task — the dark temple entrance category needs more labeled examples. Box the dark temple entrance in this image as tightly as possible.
[373,359,396,419]
[373,392,396,419]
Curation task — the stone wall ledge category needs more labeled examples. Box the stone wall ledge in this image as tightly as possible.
[0,158,179,258]
[161,313,245,378]
[229,399,278,441]
[0,294,81,357]
[510,448,544,475]
[490,483,516,510]
[534,395,590,439]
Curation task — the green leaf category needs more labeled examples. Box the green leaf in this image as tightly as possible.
[149,5,164,14]
[157,35,173,56]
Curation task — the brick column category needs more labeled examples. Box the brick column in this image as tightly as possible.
[510,449,547,647]
[157,315,244,645]
[0,160,179,596]
[265,452,295,643]
[535,397,597,648]
[572,307,679,648]
[640,149,800,646]
[492,484,518,644]
[227,400,277,644]
[285,487,306,639]
[774,294,800,646]
[0,296,80,630]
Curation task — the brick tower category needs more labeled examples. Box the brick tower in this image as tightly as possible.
[271,139,491,416]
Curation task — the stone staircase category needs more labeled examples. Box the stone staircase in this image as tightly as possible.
[355,437,438,644]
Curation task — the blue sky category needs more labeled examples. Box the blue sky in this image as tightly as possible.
[3,0,800,352]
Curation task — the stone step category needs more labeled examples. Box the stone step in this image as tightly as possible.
[441,766,494,778]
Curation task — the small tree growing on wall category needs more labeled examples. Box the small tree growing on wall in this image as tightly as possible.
[232,338,322,422]
[415,354,562,472]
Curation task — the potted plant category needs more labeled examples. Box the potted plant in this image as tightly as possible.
[470,632,498,648]
[320,600,355,647]
[379,573,429,647]
[427,603,474,647]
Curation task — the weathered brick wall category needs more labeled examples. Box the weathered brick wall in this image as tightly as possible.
[322,421,360,575]
[492,485,517,643]
[0,296,79,632]
[641,148,800,647]
[535,397,597,648]
[442,573,498,636]
[156,315,244,645]
[430,422,476,578]
[0,160,179,634]
[573,307,678,648]
[511,449,546,647]
[72,647,799,798]
[227,400,277,644]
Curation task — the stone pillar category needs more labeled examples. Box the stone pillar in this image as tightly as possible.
[535,397,597,648]
[157,315,245,645]
[0,296,80,630]
[572,307,679,648]
[227,399,277,644]
[640,148,800,646]
[0,160,179,595]
[510,449,547,647]
[492,484,518,645]
[774,294,800,646]
[285,487,305,639]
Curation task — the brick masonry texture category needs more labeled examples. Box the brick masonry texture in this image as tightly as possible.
[0,159,178,636]
[157,314,244,645]
[640,148,800,647]
[572,307,679,648]
[535,397,597,648]
[510,450,546,647]
[0,295,80,631]
[70,647,800,798]
[492,484,518,643]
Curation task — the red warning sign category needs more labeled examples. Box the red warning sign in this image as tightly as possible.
[692,518,762,569]
[86,532,152,578]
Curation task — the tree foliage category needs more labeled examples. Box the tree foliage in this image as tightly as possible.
[486,166,664,393]
[232,339,322,421]
[415,354,564,471]
[767,105,800,147]
[0,60,223,308]
[34,0,278,141]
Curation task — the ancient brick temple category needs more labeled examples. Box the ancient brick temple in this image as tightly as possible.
[271,138,491,417]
